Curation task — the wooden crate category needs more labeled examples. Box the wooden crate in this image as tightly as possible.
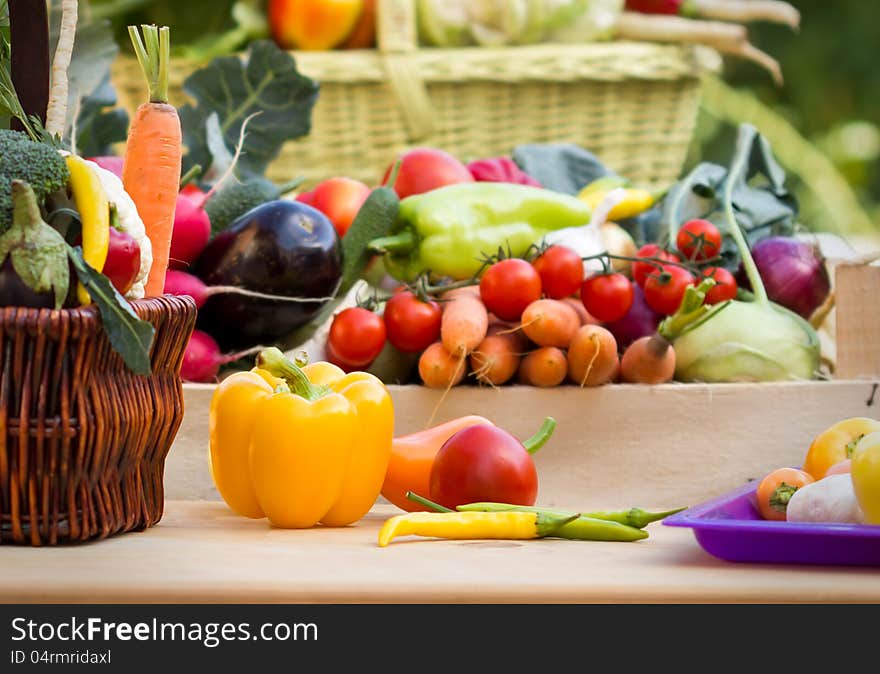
[166,262,880,508]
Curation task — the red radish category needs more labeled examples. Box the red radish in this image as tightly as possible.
[103,228,141,295]
[169,184,211,270]
[164,269,338,310]
[86,155,124,178]
[180,329,264,383]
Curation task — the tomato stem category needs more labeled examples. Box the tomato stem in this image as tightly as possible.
[406,491,454,513]
[523,417,557,455]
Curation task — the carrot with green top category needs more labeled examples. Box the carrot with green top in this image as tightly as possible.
[122,24,181,297]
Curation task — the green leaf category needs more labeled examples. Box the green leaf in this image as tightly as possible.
[73,76,129,156]
[0,181,69,308]
[661,129,798,272]
[512,143,613,195]
[178,40,319,179]
[67,246,155,376]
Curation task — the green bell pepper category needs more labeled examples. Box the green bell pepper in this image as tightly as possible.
[368,183,591,281]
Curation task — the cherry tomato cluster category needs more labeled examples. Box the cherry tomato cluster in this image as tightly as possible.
[325,217,737,378]
[628,218,737,317]
[327,290,443,371]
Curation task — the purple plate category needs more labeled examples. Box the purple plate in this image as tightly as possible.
[663,481,880,566]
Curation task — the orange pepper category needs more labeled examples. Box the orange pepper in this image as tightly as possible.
[381,415,493,512]
[269,0,365,50]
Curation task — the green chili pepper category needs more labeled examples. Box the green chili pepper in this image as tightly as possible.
[456,501,686,529]
[368,182,591,281]
[405,493,648,542]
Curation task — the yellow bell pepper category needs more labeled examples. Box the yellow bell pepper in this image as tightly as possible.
[208,348,394,528]
[851,431,880,524]
[66,155,110,305]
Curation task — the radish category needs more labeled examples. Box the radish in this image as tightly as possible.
[86,155,124,178]
[169,184,211,270]
[180,329,264,383]
[164,269,338,309]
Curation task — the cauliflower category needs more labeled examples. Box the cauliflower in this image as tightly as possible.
[86,161,153,300]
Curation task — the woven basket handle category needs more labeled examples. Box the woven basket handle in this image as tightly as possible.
[376,0,435,142]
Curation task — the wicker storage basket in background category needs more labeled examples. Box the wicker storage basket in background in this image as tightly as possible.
[111,0,713,188]
[0,295,196,545]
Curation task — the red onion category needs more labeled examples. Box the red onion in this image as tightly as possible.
[605,283,662,351]
[737,236,830,319]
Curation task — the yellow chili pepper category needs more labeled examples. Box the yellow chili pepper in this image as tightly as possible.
[208,348,394,529]
[377,511,577,547]
[66,155,110,305]
[576,176,663,221]
[851,431,880,524]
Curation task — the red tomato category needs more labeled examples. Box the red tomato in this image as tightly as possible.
[102,228,141,296]
[429,424,538,509]
[327,307,386,370]
[643,265,695,315]
[676,219,722,261]
[702,266,738,304]
[532,245,583,299]
[383,291,442,353]
[632,244,677,288]
[310,176,371,238]
[479,259,542,321]
[580,273,634,323]
[295,190,315,206]
[382,147,474,199]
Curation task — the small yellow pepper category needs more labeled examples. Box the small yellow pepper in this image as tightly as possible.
[377,511,576,547]
[65,155,110,305]
[577,176,660,221]
[209,348,394,529]
[851,431,880,524]
[803,417,880,479]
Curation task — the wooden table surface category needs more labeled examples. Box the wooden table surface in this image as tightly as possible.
[2,502,879,604]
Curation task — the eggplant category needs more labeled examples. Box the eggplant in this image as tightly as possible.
[0,258,56,308]
[195,200,342,349]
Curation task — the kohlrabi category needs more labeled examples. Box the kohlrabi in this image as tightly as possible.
[658,124,820,382]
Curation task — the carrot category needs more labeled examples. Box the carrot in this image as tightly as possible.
[567,325,619,387]
[439,285,481,302]
[520,299,580,348]
[469,334,521,387]
[519,347,567,388]
[123,25,182,297]
[487,319,530,352]
[44,0,78,138]
[615,12,783,85]
[620,335,676,384]
[418,342,466,389]
[562,297,601,327]
[441,293,489,357]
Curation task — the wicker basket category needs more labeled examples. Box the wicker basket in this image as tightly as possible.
[111,0,713,188]
[0,295,197,545]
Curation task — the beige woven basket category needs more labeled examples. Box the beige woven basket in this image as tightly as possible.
[112,0,713,188]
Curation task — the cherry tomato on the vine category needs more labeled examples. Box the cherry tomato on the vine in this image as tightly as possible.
[480,258,542,321]
[383,290,442,353]
[532,245,583,299]
[702,266,738,304]
[676,219,722,261]
[327,307,386,370]
[580,272,634,323]
[632,244,678,288]
[643,265,695,315]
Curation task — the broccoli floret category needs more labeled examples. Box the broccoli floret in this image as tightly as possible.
[0,129,70,232]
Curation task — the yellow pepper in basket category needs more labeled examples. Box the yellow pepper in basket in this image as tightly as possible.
[208,348,394,528]
[66,155,109,305]
[577,175,660,221]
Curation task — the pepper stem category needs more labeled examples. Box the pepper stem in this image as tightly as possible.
[405,491,454,513]
[368,231,416,255]
[255,347,324,401]
[535,512,580,538]
[522,417,557,455]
